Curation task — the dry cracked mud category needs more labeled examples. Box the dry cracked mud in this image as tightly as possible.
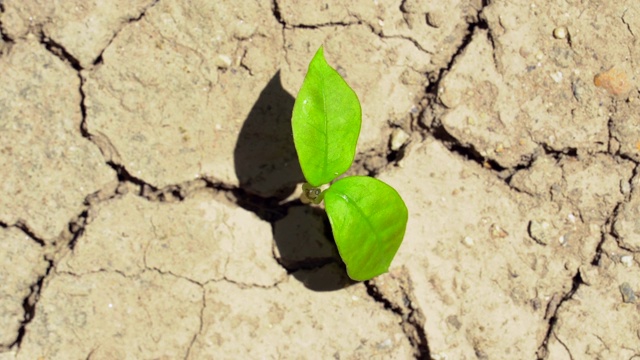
[1,0,639,359]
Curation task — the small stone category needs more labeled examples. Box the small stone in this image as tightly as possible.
[578,265,596,286]
[550,71,563,83]
[390,128,410,151]
[446,315,462,330]
[426,11,444,28]
[490,224,509,239]
[571,79,587,102]
[215,54,233,69]
[619,282,637,304]
[594,67,632,96]
[528,220,552,245]
[558,234,568,246]
[233,22,256,40]
[376,338,393,350]
[621,255,634,267]
[463,236,474,246]
[432,353,449,360]
[553,26,568,39]
[620,180,631,195]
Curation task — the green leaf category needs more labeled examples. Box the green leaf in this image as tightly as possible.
[324,176,408,281]
[291,46,362,187]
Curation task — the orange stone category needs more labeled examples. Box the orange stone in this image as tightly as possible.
[594,67,632,96]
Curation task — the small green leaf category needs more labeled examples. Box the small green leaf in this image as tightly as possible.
[324,176,408,281]
[291,46,362,187]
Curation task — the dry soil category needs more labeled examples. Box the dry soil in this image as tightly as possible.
[1,0,639,359]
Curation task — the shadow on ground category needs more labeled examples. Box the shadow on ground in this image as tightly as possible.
[233,71,353,291]
[233,70,302,199]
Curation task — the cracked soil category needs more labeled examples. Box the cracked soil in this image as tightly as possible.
[1,0,640,359]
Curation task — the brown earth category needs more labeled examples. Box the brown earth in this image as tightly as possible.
[1,0,639,359]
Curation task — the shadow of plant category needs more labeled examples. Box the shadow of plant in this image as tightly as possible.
[233,71,353,291]
[234,70,302,199]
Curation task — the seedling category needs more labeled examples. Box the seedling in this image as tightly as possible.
[291,46,408,281]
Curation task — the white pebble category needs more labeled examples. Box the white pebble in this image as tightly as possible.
[621,255,634,267]
[215,54,233,68]
[621,180,631,195]
[376,338,393,350]
[558,235,567,245]
[550,71,563,83]
[553,26,568,39]
[390,128,410,151]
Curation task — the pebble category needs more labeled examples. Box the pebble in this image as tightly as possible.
[376,338,393,350]
[528,220,552,245]
[620,180,631,195]
[426,11,444,28]
[550,71,563,83]
[571,79,587,102]
[463,236,474,246]
[594,67,632,96]
[621,255,634,267]
[558,234,568,246]
[390,128,410,151]
[578,265,596,286]
[490,224,509,239]
[619,282,637,304]
[215,54,233,69]
[553,26,568,39]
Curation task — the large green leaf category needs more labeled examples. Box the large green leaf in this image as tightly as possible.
[291,46,362,187]
[324,176,408,281]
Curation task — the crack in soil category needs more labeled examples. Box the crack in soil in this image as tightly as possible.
[365,277,431,359]
[535,271,583,360]
[271,0,360,29]
[536,174,635,358]
[7,32,202,350]
[226,183,346,277]
[608,164,640,254]
[184,289,206,360]
[9,258,54,350]
[429,120,506,172]
[283,20,362,29]
[9,220,46,247]
[622,8,637,39]
[16,1,636,356]
[91,0,162,67]
[412,8,521,179]
[39,32,82,71]
[553,331,575,360]
[424,15,489,96]
[358,19,433,55]
[271,0,285,26]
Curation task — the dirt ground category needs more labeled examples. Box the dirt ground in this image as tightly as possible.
[1,0,639,359]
